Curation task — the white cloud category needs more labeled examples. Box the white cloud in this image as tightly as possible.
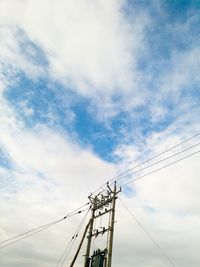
[0,89,116,199]
[1,85,200,266]
[0,1,200,266]
[0,76,117,266]
[0,0,145,94]
[111,123,200,266]
[0,26,45,80]
[159,46,200,100]
[0,0,150,122]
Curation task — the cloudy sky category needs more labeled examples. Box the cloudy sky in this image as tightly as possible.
[0,0,200,266]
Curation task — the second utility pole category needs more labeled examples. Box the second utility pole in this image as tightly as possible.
[106,182,117,267]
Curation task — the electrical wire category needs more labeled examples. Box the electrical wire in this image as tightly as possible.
[0,219,64,245]
[63,217,90,265]
[91,132,200,195]
[56,239,74,267]
[56,134,199,266]
[119,198,176,267]
[58,207,90,267]
[57,207,91,267]
[0,222,60,250]
[121,149,200,187]
[113,141,200,184]
[0,203,90,250]
[112,132,200,181]
[2,131,200,260]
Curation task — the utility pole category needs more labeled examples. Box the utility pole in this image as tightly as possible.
[106,182,117,267]
[83,182,121,267]
[84,197,96,267]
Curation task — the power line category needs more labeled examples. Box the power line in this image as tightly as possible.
[114,141,200,183]
[0,203,90,250]
[119,198,176,267]
[56,206,91,267]
[60,208,90,267]
[92,132,200,195]
[0,219,64,246]
[92,139,200,196]
[112,132,200,181]
[2,131,200,261]
[0,203,89,245]
[0,222,60,250]
[121,149,200,187]
[56,238,74,267]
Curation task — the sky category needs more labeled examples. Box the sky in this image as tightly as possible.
[0,0,200,266]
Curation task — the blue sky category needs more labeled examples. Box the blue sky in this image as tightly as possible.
[0,1,200,267]
[2,0,200,163]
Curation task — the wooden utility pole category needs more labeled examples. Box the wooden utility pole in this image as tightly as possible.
[84,197,96,267]
[83,182,121,267]
[70,220,91,267]
[106,182,117,267]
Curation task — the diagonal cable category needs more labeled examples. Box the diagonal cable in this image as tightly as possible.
[119,197,176,267]
[0,203,90,250]
[58,207,91,267]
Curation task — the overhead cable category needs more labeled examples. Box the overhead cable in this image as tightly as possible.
[113,141,200,183]
[0,203,90,250]
[112,132,200,182]
[56,206,91,267]
[121,149,200,187]
[119,198,176,267]
[92,132,200,195]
